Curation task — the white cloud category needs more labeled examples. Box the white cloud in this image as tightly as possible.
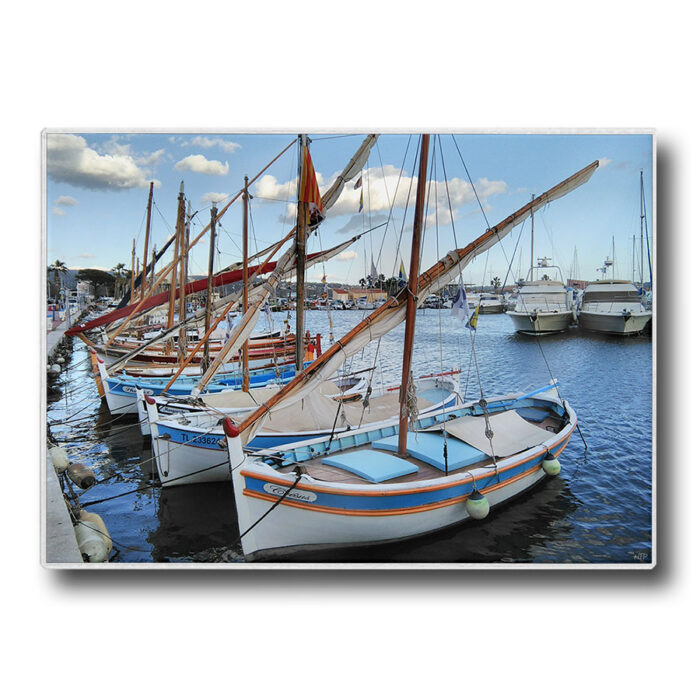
[54,195,77,206]
[189,136,241,153]
[599,157,612,168]
[174,154,229,176]
[336,250,358,261]
[77,252,96,259]
[136,149,166,167]
[255,165,506,224]
[47,133,158,190]
[52,207,65,216]
[200,192,230,206]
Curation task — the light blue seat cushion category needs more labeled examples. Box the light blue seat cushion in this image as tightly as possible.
[321,450,419,483]
[372,431,486,472]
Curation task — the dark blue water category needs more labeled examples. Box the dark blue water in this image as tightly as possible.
[47,310,653,564]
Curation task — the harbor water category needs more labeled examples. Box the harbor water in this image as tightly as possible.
[47,309,653,564]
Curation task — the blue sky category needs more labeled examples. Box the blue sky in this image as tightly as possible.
[46,131,653,288]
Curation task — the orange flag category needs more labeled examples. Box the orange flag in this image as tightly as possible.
[300,144,325,226]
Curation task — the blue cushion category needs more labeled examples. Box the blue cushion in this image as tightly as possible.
[372,432,486,472]
[321,450,418,483]
[515,407,550,422]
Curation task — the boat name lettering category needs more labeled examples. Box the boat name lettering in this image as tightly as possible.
[263,483,317,502]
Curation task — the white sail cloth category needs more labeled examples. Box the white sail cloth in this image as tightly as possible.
[238,159,599,445]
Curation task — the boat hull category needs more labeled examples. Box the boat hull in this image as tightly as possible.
[507,310,573,335]
[232,425,573,561]
[578,310,651,335]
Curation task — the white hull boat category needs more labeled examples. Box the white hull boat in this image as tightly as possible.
[142,375,462,487]
[224,385,576,561]
[577,280,651,335]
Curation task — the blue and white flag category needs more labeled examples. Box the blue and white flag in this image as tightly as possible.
[451,285,468,321]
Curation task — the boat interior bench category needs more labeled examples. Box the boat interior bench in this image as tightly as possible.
[321,451,419,483]
[371,431,487,472]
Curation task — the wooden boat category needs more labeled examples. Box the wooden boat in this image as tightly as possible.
[140,373,460,486]
[218,136,599,561]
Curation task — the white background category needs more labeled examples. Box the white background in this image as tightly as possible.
[3,2,695,699]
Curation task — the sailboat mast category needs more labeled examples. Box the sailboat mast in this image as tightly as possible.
[242,175,250,392]
[202,203,217,374]
[529,194,535,280]
[140,181,154,299]
[295,134,307,372]
[398,134,430,457]
[166,183,184,347]
[129,239,136,302]
[640,170,645,288]
[178,199,189,359]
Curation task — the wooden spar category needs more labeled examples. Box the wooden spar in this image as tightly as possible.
[161,228,294,392]
[398,135,430,457]
[130,240,136,302]
[201,203,217,374]
[140,182,154,300]
[242,175,250,392]
[234,159,600,436]
[150,244,157,288]
[295,135,307,372]
[166,183,184,346]
[178,198,189,359]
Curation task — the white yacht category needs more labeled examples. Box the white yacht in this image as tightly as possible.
[507,262,574,335]
[507,281,574,334]
[577,280,651,335]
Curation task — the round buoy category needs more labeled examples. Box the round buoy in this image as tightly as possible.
[49,446,70,473]
[74,519,109,562]
[466,488,490,520]
[55,356,65,364]
[542,451,561,476]
[48,364,61,376]
[79,510,112,556]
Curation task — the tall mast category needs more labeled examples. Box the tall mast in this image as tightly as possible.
[640,169,645,288]
[150,244,157,289]
[398,134,430,457]
[242,175,251,392]
[178,198,189,359]
[529,194,535,280]
[295,134,307,372]
[202,203,217,374]
[140,181,154,299]
[166,182,184,350]
[129,239,136,302]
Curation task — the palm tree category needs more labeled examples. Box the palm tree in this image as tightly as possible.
[48,259,67,301]
[111,263,127,298]
[358,277,367,290]
[490,276,501,291]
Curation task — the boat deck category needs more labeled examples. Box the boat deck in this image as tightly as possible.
[274,411,563,485]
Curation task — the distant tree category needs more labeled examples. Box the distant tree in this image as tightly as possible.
[77,268,115,297]
[378,273,386,290]
[358,278,367,290]
[111,262,128,298]
[47,259,67,301]
[490,276,501,291]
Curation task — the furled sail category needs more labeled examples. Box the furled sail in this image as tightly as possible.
[101,234,365,373]
[190,135,378,396]
[235,159,600,445]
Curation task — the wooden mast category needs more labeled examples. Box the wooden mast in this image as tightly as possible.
[140,181,154,299]
[129,239,136,302]
[202,203,217,374]
[398,134,430,457]
[242,175,251,391]
[166,182,185,352]
[178,199,190,360]
[295,134,307,372]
